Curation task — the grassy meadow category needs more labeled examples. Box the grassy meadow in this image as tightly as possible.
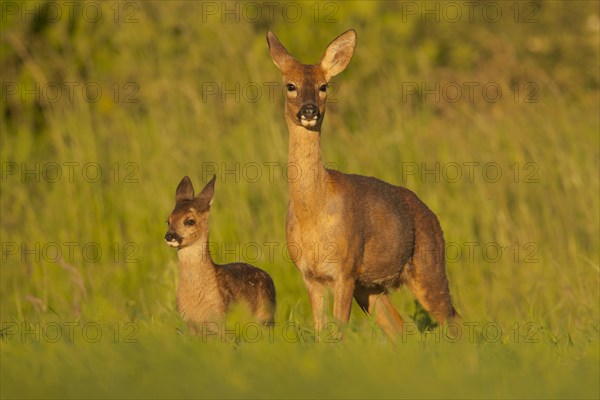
[1,1,599,398]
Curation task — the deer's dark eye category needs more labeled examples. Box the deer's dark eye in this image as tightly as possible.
[184,219,195,226]
[319,84,327,92]
[286,83,296,92]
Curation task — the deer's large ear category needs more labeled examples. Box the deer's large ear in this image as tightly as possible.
[319,29,356,81]
[175,176,194,203]
[267,31,297,72]
[196,175,216,209]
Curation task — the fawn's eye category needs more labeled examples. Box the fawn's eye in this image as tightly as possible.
[166,220,170,226]
[286,83,296,92]
[184,219,195,226]
[319,84,327,92]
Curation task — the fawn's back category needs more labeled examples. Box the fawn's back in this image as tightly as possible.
[215,262,276,322]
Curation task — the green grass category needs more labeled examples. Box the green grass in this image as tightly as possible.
[1,1,599,399]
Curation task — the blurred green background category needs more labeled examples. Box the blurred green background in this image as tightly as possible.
[1,1,599,399]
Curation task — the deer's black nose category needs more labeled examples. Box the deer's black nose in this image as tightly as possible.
[298,104,319,120]
[165,232,180,243]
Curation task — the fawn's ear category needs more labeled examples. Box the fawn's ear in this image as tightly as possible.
[196,175,216,209]
[319,29,356,81]
[267,31,297,72]
[175,176,194,203]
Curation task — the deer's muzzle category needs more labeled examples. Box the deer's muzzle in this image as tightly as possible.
[165,231,182,247]
[297,104,320,127]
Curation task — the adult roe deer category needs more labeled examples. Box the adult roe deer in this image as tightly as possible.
[266,29,459,337]
[165,175,276,330]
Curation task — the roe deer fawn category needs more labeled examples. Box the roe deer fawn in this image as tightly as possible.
[267,29,459,337]
[165,175,276,329]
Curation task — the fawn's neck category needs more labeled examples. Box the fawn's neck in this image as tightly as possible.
[177,235,218,290]
[287,120,327,204]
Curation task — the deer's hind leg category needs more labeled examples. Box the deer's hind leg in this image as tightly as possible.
[354,284,404,338]
[407,219,459,324]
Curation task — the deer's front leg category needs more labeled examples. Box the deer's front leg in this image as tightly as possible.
[332,277,355,325]
[304,277,328,329]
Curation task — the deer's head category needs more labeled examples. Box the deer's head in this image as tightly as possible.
[267,29,356,132]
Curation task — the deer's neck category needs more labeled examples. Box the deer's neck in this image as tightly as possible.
[287,120,327,203]
[177,236,218,291]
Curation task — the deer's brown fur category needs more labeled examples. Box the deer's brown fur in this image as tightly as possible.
[267,29,459,337]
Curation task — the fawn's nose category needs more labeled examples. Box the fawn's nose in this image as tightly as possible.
[165,232,181,244]
[298,104,320,120]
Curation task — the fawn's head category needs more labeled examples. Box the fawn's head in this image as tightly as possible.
[267,29,356,131]
[165,175,216,249]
